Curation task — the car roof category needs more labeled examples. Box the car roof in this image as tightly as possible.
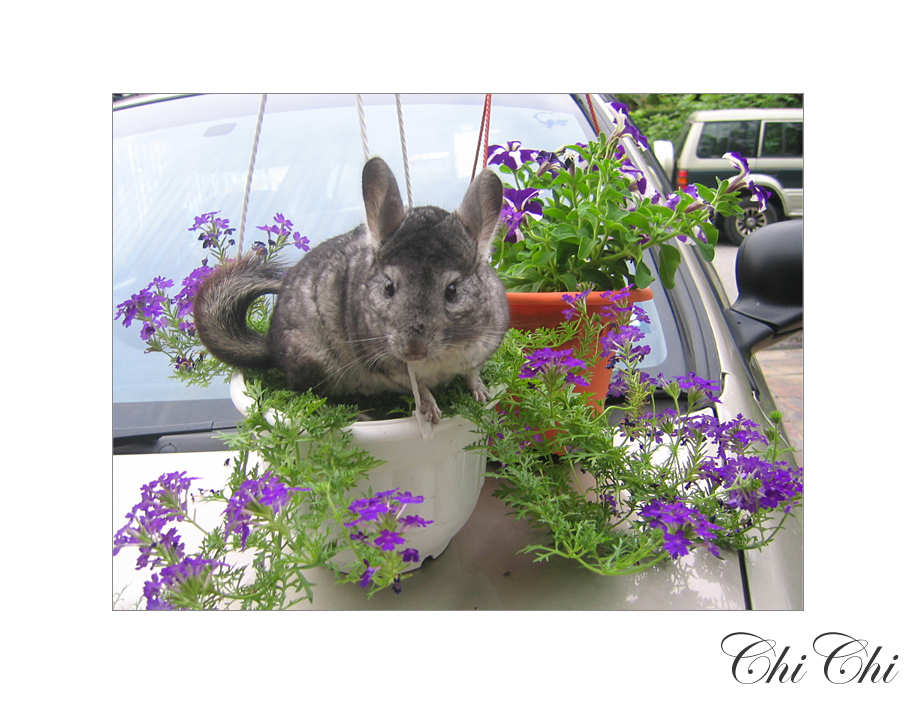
[687,108,803,122]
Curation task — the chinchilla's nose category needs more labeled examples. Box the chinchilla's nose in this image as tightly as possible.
[402,324,428,361]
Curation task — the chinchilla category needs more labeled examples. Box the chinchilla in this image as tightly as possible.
[193,156,509,423]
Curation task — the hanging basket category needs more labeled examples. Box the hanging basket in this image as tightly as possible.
[228,372,485,570]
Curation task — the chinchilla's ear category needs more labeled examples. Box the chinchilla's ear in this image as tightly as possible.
[362,157,406,244]
[457,169,504,257]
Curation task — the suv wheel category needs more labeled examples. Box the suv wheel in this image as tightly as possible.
[723,196,780,245]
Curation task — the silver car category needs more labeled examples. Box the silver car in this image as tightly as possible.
[113,94,803,609]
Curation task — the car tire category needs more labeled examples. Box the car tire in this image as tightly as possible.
[722,196,781,245]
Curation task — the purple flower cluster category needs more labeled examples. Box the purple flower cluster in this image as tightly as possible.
[344,489,432,589]
[223,472,305,549]
[519,347,589,387]
[114,277,173,341]
[672,372,722,403]
[116,212,305,347]
[701,455,803,513]
[142,556,225,610]
[256,212,310,252]
[190,211,235,250]
[173,264,214,322]
[113,471,197,569]
[640,499,721,559]
[597,291,652,364]
[112,471,229,609]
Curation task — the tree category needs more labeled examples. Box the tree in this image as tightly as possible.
[617,94,803,145]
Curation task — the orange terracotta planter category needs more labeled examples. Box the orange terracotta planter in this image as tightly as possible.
[505,288,654,412]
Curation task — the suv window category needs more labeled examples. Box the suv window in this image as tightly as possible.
[696,120,759,158]
[761,121,803,157]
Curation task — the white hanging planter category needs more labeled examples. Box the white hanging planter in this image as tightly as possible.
[229,372,486,569]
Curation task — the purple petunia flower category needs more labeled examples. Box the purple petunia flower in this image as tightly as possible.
[487,141,539,170]
[498,187,543,243]
[722,152,768,214]
[723,152,750,178]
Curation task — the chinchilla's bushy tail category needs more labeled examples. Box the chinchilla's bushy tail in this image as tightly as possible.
[193,253,284,369]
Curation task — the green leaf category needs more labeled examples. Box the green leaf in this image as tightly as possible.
[577,235,597,261]
[694,240,715,262]
[699,220,719,246]
[657,243,681,289]
[543,206,570,220]
[558,273,579,291]
[555,239,579,269]
[695,183,716,202]
[634,259,654,289]
[580,267,615,292]
[622,211,651,231]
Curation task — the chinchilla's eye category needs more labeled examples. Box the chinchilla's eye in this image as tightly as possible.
[445,282,458,302]
[384,279,396,298]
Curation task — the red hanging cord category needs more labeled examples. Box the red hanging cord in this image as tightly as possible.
[586,94,602,136]
[472,93,492,181]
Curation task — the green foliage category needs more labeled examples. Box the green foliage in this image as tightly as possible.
[457,297,803,576]
[617,93,803,145]
[492,132,733,291]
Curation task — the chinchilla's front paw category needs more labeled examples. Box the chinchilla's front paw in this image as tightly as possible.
[466,372,490,403]
[420,392,442,424]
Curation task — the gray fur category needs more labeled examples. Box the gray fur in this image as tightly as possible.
[193,157,509,423]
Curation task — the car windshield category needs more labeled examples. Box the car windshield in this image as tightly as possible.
[113,94,671,420]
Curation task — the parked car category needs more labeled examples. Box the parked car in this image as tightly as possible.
[113,94,803,609]
[653,108,803,244]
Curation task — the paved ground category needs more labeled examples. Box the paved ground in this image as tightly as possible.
[712,244,803,467]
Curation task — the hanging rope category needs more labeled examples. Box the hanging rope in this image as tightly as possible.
[356,94,370,163]
[395,94,413,208]
[471,93,492,182]
[237,93,268,258]
[585,93,602,136]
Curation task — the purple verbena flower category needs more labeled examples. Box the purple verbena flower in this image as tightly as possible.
[374,529,406,551]
[702,455,803,513]
[113,471,197,568]
[359,561,378,588]
[223,472,304,549]
[519,347,589,386]
[399,515,434,528]
[400,548,420,563]
[173,264,214,319]
[640,499,721,559]
[292,230,310,251]
[673,372,722,403]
